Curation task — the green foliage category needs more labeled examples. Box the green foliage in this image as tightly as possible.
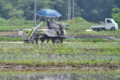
[0,0,119,22]
[112,8,120,28]
[77,0,115,22]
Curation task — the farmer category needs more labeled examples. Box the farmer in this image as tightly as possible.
[49,18,61,35]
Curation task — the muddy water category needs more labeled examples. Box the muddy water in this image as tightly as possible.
[0,71,120,80]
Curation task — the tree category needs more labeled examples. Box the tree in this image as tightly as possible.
[112,8,120,28]
[0,0,119,23]
[76,0,115,23]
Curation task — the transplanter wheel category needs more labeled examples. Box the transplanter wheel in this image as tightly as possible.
[52,38,63,43]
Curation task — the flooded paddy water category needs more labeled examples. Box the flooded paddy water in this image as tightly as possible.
[0,70,120,80]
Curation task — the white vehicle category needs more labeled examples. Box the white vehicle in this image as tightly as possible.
[91,18,119,31]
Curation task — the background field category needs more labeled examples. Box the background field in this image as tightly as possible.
[0,17,120,41]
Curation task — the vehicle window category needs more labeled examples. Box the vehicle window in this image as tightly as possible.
[107,20,112,23]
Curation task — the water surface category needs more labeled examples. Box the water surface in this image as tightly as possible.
[0,70,120,80]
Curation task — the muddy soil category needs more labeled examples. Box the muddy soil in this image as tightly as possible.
[0,32,18,35]
[0,63,119,71]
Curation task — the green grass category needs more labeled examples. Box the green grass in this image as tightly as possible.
[0,19,46,31]
[0,37,22,41]
[66,17,95,34]
[65,38,116,42]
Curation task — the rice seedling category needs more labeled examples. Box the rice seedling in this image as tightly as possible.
[0,42,120,66]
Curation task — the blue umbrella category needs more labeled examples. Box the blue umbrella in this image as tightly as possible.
[36,9,61,17]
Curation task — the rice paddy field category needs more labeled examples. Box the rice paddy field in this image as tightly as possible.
[0,18,120,79]
[0,41,120,70]
[0,17,120,70]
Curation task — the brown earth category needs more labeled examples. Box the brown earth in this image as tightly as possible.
[0,32,18,35]
[0,63,120,71]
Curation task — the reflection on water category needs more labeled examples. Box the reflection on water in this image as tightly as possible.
[0,71,120,80]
